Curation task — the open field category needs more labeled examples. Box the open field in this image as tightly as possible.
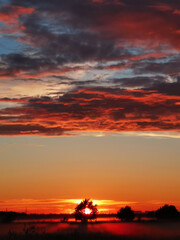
[0,221,180,240]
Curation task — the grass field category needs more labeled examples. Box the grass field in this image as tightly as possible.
[0,221,180,240]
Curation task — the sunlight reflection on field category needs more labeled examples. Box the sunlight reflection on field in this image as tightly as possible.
[88,222,180,238]
[0,221,180,238]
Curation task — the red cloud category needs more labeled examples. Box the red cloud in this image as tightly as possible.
[0,88,179,136]
[0,5,35,24]
[94,7,180,49]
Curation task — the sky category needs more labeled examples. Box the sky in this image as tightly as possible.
[0,0,180,214]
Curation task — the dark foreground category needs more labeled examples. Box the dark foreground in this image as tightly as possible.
[3,232,180,240]
[0,221,180,240]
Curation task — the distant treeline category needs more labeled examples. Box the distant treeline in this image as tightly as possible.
[0,204,180,223]
[0,212,71,223]
[0,212,26,223]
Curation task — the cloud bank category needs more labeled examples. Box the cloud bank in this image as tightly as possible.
[0,0,179,136]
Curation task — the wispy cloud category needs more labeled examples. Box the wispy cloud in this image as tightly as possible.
[117,131,180,139]
[0,198,137,214]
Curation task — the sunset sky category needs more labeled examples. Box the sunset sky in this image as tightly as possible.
[0,0,180,214]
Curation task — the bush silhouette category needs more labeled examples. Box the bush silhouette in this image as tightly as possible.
[117,206,134,222]
[74,199,98,222]
[0,212,17,223]
[155,204,179,220]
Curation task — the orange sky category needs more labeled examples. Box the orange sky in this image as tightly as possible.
[0,135,180,214]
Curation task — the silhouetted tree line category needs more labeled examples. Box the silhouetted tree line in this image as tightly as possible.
[117,206,134,222]
[0,202,179,224]
[74,200,180,223]
[155,204,179,220]
[0,212,26,223]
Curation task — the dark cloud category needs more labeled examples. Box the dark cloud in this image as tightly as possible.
[133,56,180,75]
[10,0,180,48]
[18,11,121,63]
[2,0,180,78]
[0,52,87,78]
[148,79,180,96]
[0,53,57,78]
[0,124,65,135]
[111,76,166,88]
[1,53,55,71]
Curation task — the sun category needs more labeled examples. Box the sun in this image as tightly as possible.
[84,208,92,215]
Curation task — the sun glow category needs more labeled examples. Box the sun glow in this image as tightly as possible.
[84,208,92,215]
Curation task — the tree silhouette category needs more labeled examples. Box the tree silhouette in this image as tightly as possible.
[117,206,134,222]
[155,204,179,220]
[74,199,98,222]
